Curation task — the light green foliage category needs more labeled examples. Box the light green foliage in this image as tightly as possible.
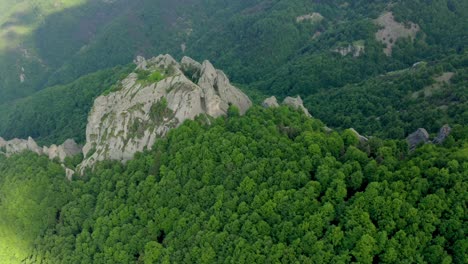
[0,153,72,264]
[0,107,461,263]
[147,71,165,83]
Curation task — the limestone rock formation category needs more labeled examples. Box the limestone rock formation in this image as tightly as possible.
[407,128,429,150]
[283,96,312,117]
[61,164,76,181]
[262,96,280,108]
[433,125,452,144]
[0,137,81,162]
[43,139,82,162]
[79,54,252,171]
[0,137,42,155]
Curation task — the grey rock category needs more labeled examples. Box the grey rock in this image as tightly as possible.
[134,55,147,70]
[282,96,312,117]
[407,128,429,150]
[0,136,82,179]
[262,96,280,108]
[0,136,81,162]
[47,139,81,162]
[181,56,202,79]
[433,125,451,144]
[78,54,252,172]
[2,137,42,155]
[349,128,369,143]
[61,164,75,181]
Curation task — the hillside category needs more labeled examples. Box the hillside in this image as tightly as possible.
[1,0,466,103]
[1,106,467,263]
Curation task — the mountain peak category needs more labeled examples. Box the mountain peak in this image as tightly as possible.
[79,55,252,172]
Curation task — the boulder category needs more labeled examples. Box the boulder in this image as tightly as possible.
[433,124,451,144]
[407,128,429,150]
[181,56,202,79]
[262,96,280,108]
[60,139,81,157]
[61,164,75,181]
[134,55,147,70]
[282,96,312,117]
[27,137,42,155]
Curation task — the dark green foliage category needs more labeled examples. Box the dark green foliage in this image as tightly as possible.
[305,52,468,138]
[1,0,466,105]
[1,107,461,263]
[149,98,172,124]
[0,64,132,145]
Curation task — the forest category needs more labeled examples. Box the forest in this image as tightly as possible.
[0,0,466,263]
[1,106,466,263]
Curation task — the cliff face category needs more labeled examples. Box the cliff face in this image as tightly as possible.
[79,54,252,171]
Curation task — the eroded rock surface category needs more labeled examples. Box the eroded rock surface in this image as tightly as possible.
[433,125,452,144]
[0,137,81,161]
[79,54,252,171]
[283,96,312,117]
[262,95,312,117]
[407,128,429,150]
[262,96,280,108]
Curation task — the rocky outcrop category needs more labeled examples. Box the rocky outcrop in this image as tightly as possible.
[0,137,81,179]
[43,139,82,162]
[79,54,252,172]
[407,128,430,150]
[433,125,451,144]
[0,137,81,161]
[407,125,452,150]
[262,96,280,108]
[61,164,75,181]
[349,128,369,143]
[283,96,312,117]
[262,96,312,117]
[0,137,42,155]
[296,13,324,23]
[333,42,365,57]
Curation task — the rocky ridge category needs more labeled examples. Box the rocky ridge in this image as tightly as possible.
[0,137,81,179]
[78,54,252,172]
[262,96,312,117]
[407,125,452,150]
[0,137,81,161]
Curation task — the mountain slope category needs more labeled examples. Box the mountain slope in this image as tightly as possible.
[1,106,464,263]
[1,0,466,104]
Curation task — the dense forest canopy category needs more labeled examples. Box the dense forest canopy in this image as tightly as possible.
[1,107,467,263]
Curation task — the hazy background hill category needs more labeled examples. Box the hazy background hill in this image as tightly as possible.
[0,0,466,143]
